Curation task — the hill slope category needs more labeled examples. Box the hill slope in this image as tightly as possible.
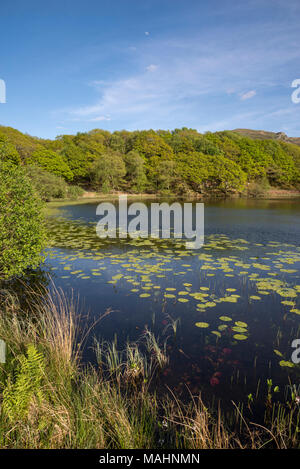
[1,125,300,196]
[232,128,300,147]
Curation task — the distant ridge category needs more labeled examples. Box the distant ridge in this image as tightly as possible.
[231,128,300,147]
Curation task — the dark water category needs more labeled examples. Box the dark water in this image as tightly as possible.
[44,198,300,407]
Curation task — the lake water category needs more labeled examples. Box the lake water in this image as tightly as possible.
[44,198,300,409]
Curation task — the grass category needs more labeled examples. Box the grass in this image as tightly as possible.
[0,287,299,449]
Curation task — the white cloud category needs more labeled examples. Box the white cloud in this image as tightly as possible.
[61,114,111,123]
[53,16,300,132]
[146,64,158,72]
[240,90,257,100]
[87,116,111,122]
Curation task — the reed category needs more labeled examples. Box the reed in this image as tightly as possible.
[0,287,299,449]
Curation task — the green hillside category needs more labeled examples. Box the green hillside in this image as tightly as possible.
[1,125,300,197]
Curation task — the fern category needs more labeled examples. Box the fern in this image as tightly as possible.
[2,344,45,421]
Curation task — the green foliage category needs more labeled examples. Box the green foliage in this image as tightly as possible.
[27,148,73,181]
[66,184,85,199]
[0,126,40,160]
[2,344,45,421]
[247,178,271,198]
[152,159,177,192]
[0,162,46,279]
[26,166,84,201]
[90,150,126,192]
[129,130,174,161]
[207,154,247,193]
[56,132,105,180]
[0,133,21,165]
[109,130,131,154]
[175,151,210,192]
[124,151,147,192]
[1,125,300,195]
[173,149,248,194]
[0,290,298,449]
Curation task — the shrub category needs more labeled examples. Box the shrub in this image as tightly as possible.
[66,184,84,199]
[0,162,46,280]
[26,166,84,201]
[247,178,270,198]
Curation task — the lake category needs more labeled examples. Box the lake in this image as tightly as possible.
[43,197,300,410]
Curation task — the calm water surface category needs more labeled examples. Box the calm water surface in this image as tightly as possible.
[44,198,300,407]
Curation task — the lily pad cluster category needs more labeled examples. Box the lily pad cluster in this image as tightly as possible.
[45,213,300,384]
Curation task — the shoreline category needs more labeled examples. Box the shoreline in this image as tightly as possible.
[46,188,300,207]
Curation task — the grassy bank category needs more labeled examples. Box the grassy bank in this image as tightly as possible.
[0,287,299,449]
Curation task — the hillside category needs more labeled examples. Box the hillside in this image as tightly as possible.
[232,128,300,147]
[1,125,300,199]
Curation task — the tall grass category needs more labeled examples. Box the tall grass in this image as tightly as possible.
[0,287,299,449]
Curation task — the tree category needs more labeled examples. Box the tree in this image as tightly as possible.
[152,159,177,192]
[0,162,46,280]
[0,126,39,160]
[131,130,173,164]
[0,133,21,165]
[175,151,210,193]
[109,131,131,154]
[206,155,247,193]
[56,136,93,180]
[90,151,126,192]
[27,147,73,181]
[56,133,106,181]
[124,151,147,192]
[0,124,300,195]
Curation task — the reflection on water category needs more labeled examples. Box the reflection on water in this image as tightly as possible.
[44,198,300,406]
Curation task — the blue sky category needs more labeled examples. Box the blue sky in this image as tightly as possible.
[1,0,300,138]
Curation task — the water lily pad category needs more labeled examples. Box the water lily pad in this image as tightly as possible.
[279,360,294,368]
[233,334,247,341]
[195,322,209,328]
[235,321,248,328]
[232,326,247,333]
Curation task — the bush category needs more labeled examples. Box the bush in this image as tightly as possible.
[26,166,84,201]
[26,165,68,200]
[66,184,84,199]
[0,162,46,280]
[247,178,270,198]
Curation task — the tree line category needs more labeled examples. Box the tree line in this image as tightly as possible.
[1,125,300,199]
